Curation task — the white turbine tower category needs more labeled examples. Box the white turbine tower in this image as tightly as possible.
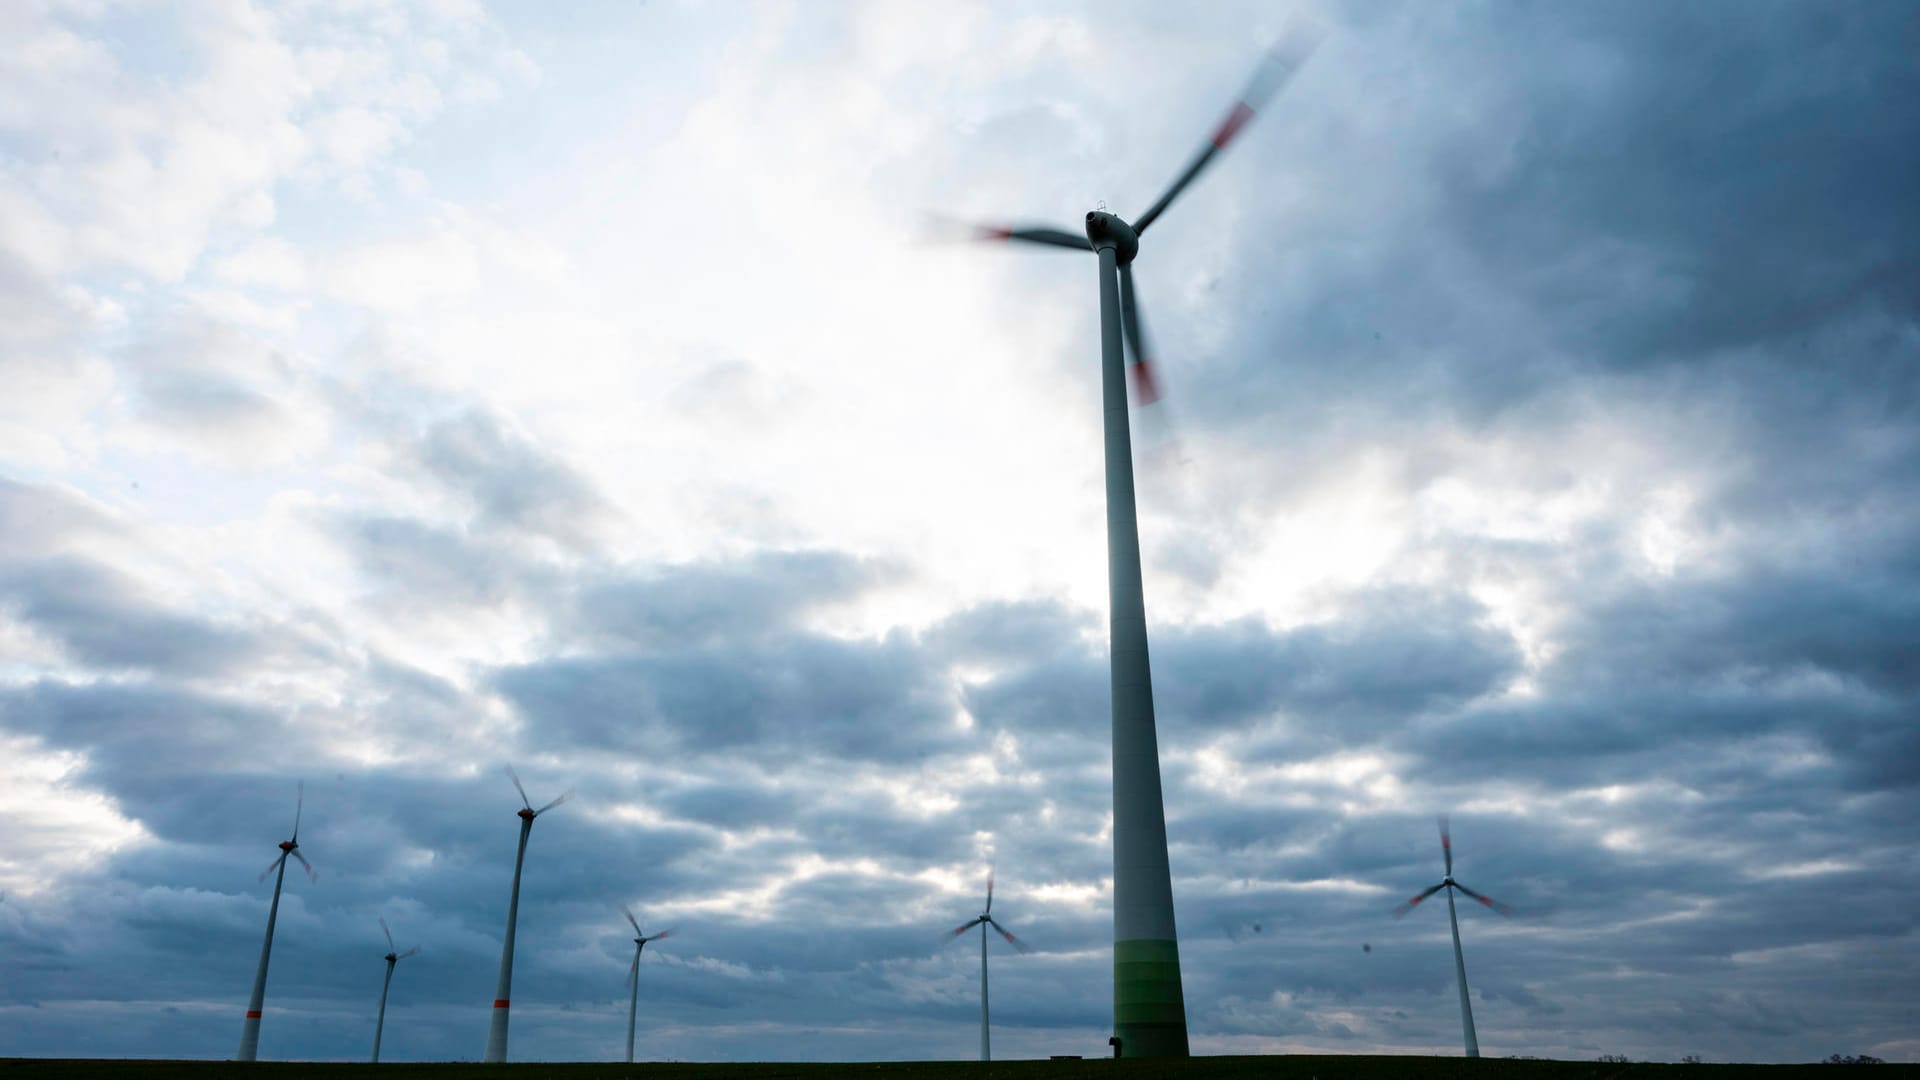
[619,906,672,1064]
[370,917,420,1063]
[484,765,569,1063]
[1392,815,1515,1057]
[236,782,315,1062]
[941,872,1032,1062]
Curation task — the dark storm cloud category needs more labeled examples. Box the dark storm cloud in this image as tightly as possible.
[496,633,956,764]
[574,549,893,648]
[1408,521,1920,794]
[0,557,266,675]
[405,409,611,548]
[959,589,1520,749]
[1182,1,1920,441]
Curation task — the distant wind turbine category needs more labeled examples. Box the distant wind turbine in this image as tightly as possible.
[370,917,420,1063]
[236,782,316,1062]
[620,906,673,1064]
[1392,815,1515,1057]
[942,871,1032,1063]
[484,765,569,1063]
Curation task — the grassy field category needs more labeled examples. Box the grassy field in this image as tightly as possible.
[4,1057,1912,1079]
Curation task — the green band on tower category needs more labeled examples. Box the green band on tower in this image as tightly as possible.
[1115,938,1189,1057]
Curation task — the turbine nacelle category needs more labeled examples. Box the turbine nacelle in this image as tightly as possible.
[517,807,536,821]
[278,839,297,853]
[1084,211,1139,265]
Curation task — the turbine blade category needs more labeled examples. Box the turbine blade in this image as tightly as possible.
[506,764,531,810]
[398,946,421,959]
[1451,881,1514,917]
[291,780,304,840]
[647,928,674,942]
[1392,882,1446,919]
[381,917,395,952]
[1133,25,1322,234]
[292,850,316,881]
[945,917,984,942]
[623,906,641,934]
[1116,263,1163,407]
[1439,814,1453,876]
[536,790,571,815]
[626,953,638,988]
[988,918,1033,954]
[259,852,286,882]
[985,869,994,916]
[930,215,1092,251]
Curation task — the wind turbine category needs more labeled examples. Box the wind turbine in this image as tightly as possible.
[236,782,315,1062]
[942,871,1032,1063]
[1392,815,1515,1057]
[619,906,672,1064]
[371,917,420,1063]
[484,765,569,1063]
[952,28,1320,1058]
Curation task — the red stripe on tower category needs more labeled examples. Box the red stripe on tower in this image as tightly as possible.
[1211,102,1256,148]
[245,1010,262,1019]
[493,999,510,1009]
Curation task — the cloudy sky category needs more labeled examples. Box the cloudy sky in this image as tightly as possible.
[3,0,1917,1066]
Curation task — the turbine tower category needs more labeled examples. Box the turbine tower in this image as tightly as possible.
[236,782,315,1062]
[484,765,569,1063]
[620,906,672,1064]
[942,871,1031,1063]
[1392,815,1515,1057]
[371,917,420,1063]
[954,28,1320,1057]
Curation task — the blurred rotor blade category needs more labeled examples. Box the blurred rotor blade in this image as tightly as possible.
[945,917,984,941]
[1392,882,1446,919]
[291,780,304,841]
[985,869,995,915]
[1133,25,1323,235]
[646,928,674,943]
[1116,263,1163,407]
[626,953,639,988]
[381,917,396,952]
[292,850,316,881]
[1439,815,1453,876]
[506,764,531,810]
[988,918,1033,954]
[397,946,421,960]
[536,790,571,815]
[929,214,1093,251]
[623,905,642,934]
[1452,881,1514,917]
[260,852,287,882]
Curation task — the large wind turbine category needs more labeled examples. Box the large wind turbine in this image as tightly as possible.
[484,765,569,1063]
[941,871,1032,1063]
[236,782,315,1062]
[1392,815,1515,1057]
[619,906,672,1064]
[371,917,420,1063]
[955,28,1320,1058]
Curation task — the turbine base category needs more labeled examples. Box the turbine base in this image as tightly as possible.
[1114,938,1189,1058]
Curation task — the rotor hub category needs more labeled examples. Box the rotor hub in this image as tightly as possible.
[279,840,296,852]
[1084,211,1139,265]
[517,807,535,820]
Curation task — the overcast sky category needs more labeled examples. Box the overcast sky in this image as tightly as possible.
[3,0,1917,1066]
